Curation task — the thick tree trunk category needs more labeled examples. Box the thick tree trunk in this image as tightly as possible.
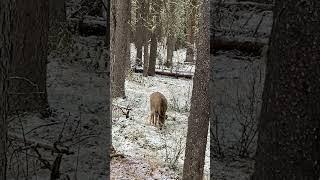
[148,32,157,76]
[166,35,175,67]
[104,0,111,179]
[0,0,13,178]
[9,0,49,114]
[135,0,144,67]
[147,0,161,76]
[110,0,129,98]
[251,0,320,179]
[182,0,210,179]
[185,0,197,63]
[126,0,132,73]
[142,0,150,76]
[165,1,176,68]
[143,44,149,77]
[136,45,143,67]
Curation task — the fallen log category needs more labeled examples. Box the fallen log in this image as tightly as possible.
[210,36,267,56]
[133,68,193,79]
[69,16,107,37]
[211,1,273,11]
[212,27,271,38]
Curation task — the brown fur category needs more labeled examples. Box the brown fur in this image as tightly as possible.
[149,92,167,130]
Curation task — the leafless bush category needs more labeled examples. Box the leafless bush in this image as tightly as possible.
[161,131,185,171]
[7,105,99,179]
[210,108,225,159]
[211,59,264,159]
[232,61,263,158]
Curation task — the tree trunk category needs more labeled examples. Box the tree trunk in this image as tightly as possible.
[166,35,175,67]
[103,0,111,179]
[135,0,144,67]
[185,0,197,63]
[148,32,157,76]
[182,0,210,179]
[127,0,132,73]
[9,0,49,114]
[142,0,150,77]
[251,0,320,179]
[0,0,13,178]
[165,1,176,68]
[147,0,161,76]
[110,0,129,98]
[143,44,149,77]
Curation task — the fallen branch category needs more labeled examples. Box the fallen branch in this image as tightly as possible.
[110,153,125,159]
[112,104,132,119]
[132,68,193,79]
[8,132,74,155]
[210,36,267,55]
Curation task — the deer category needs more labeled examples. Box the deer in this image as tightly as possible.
[149,92,168,130]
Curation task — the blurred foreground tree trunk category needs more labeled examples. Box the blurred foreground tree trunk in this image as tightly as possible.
[9,0,49,114]
[104,0,111,178]
[165,0,176,68]
[182,0,210,179]
[251,0,320,179]
[0,0,14,178]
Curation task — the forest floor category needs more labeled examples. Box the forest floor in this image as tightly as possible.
[6,34,265,179]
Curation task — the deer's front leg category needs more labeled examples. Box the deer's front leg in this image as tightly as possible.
[149,111,155,125]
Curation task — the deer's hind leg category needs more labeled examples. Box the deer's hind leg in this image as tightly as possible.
[149,110,155,125]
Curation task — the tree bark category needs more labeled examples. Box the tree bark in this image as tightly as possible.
[251,0,320,179]
[147,0,161,76]
[142,0,150,77]
[148,32,157,76]
[185,0,197,63]
[165,1,176,68]
[0,0,14,178]
[9,0,49,114]
[148,0,161,76]
[166,34,175,67]
[135,0,144,67]
[143,43,149,77]
[104,0,111,179]
[127,0,132,73]
[110,0,130,98]
[182,0,210,179]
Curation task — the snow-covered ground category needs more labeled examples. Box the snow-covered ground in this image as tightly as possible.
[110,44,210,179]
[5,33,265,179]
